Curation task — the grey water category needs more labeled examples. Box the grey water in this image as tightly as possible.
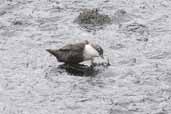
[0,0,171,114]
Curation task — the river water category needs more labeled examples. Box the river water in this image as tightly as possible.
[0,0,171,114]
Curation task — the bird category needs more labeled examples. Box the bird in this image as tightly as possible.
[46,40,104,65]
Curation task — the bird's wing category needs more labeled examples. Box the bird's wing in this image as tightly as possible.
[57,43,86,63]
[59,43,85,52]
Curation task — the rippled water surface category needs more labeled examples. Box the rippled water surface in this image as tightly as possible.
[0,0,171,114]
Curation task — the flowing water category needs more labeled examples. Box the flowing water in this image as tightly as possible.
[0,0,171,114]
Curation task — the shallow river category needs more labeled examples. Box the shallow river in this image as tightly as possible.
[0,0,171,114]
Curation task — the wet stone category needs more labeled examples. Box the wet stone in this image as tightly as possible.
[155,111,168,114]
[109,109,135,114]
[136,37,148,42]
[113,9,133,27]
[114,9,127,17]
[125,22,149,34]
[74,9,112,31]
[12,20,23,25]
[1,30,16,37]
[121,22,150,41]
[11,19,32,28]
[0,11,6,16]
[110,43,125,50]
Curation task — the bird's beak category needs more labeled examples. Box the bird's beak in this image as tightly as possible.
[100,54,104,59]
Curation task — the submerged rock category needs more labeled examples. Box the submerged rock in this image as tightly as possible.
[125,22,148,34]
[113,9,133,27]
[12,20,23,25]
[74,9,111,31]
[121,22,149,41]
[0,11,6,16]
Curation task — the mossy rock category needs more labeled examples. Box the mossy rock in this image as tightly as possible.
[75,9,112,30]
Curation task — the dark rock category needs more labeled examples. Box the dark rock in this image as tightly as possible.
[110,43,125,50]
[136,37,148,42]
[155,112,168,114]
[125,22,149,35]
[74,9,111,30]
[113,9,133,27]
[114,9,127,17]
[121,22,150,41]
[12,20,23,25]
[0,11,6,16]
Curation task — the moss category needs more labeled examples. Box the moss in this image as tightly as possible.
[75,9,111,26]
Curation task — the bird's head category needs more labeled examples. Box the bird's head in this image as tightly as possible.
[91,44,104,59]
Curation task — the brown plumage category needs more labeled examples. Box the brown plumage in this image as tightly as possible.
[46,42,88,64]
[46,40,104,65]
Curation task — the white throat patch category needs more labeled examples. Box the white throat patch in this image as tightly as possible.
[83,44,99,60]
